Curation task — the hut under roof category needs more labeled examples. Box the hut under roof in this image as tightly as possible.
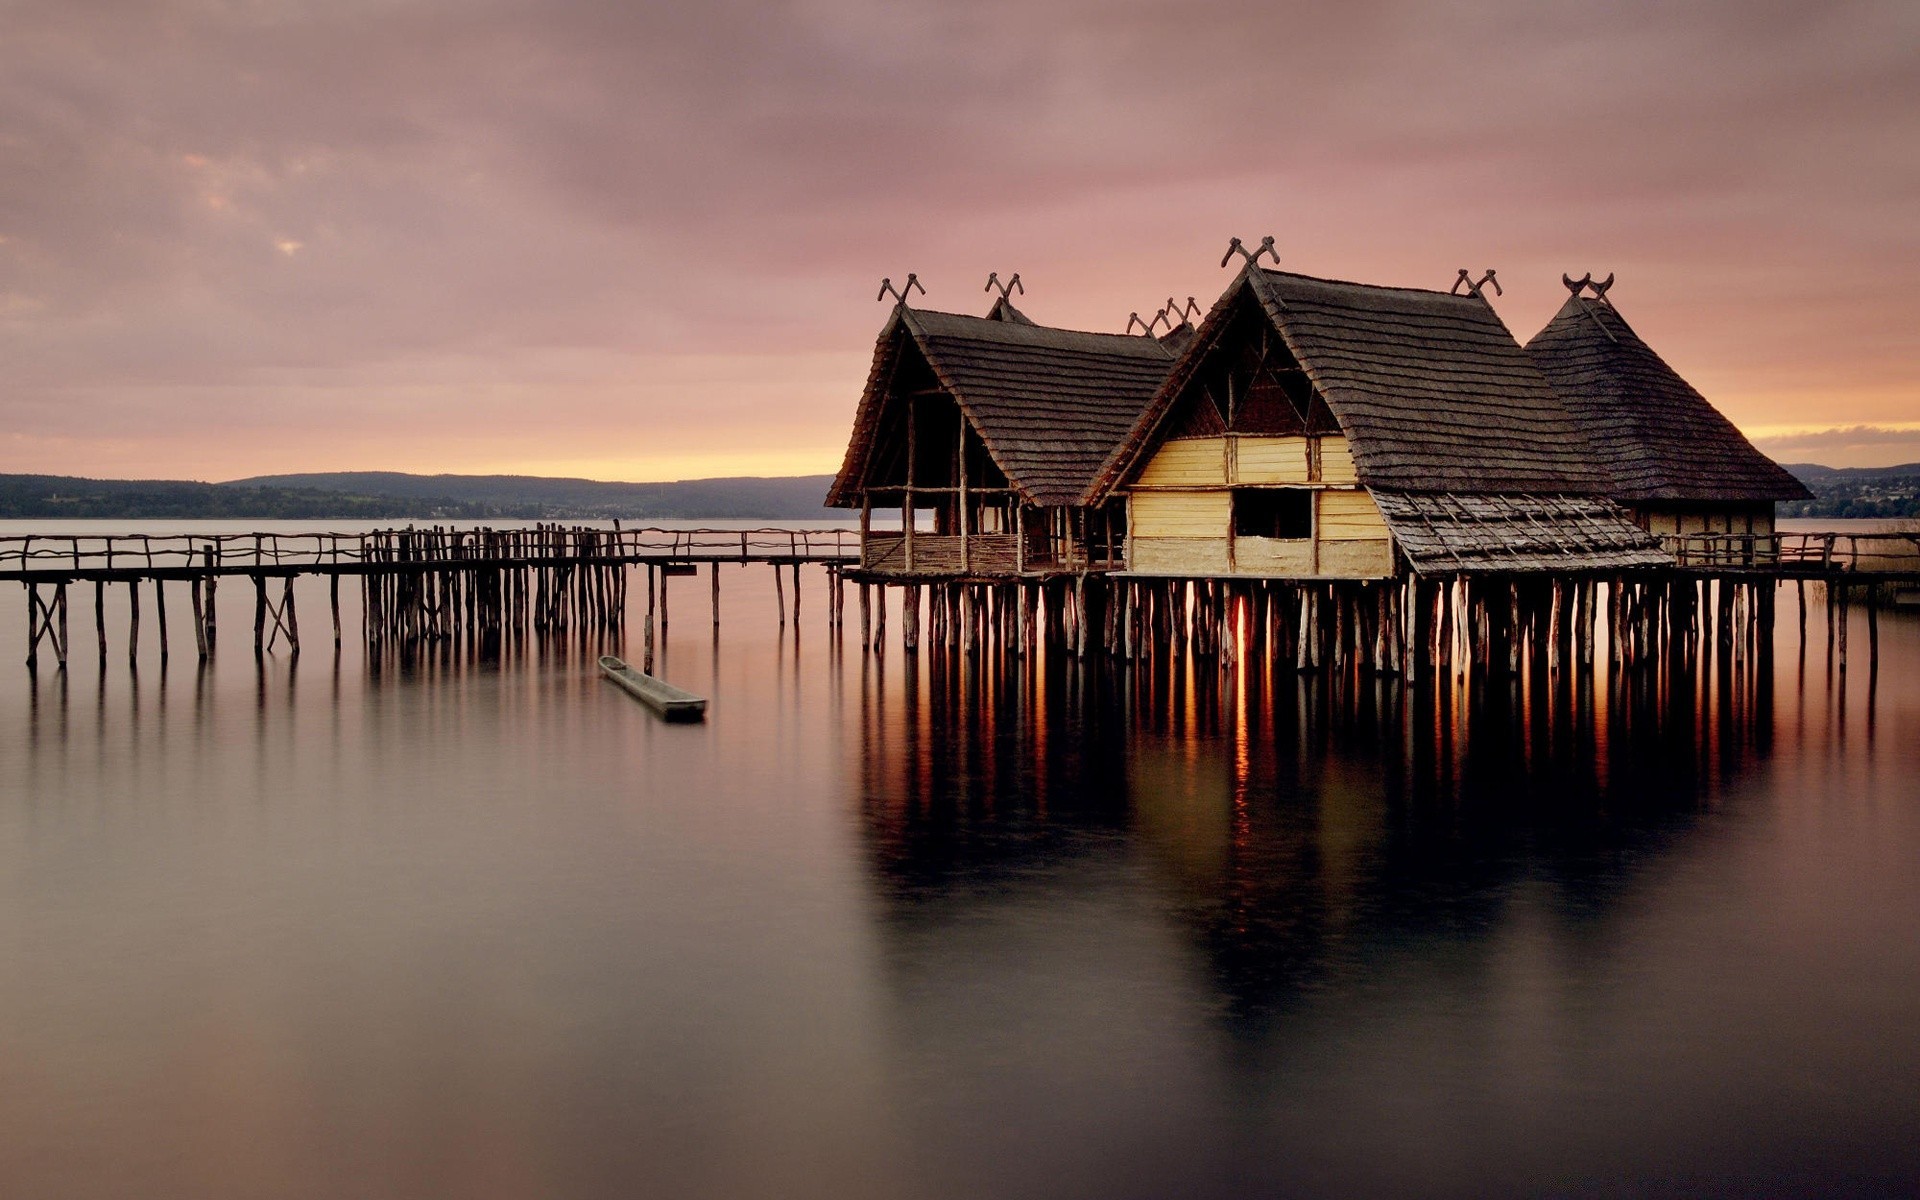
[1093,266,1670,578]
[828,300,1178,577]
[1524,289,1810,542]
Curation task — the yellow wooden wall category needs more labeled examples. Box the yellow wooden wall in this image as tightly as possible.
[1636,505,1776,538]
[1126,433,1392,578]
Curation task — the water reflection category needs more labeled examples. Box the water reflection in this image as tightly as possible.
[857,647,1778,1038]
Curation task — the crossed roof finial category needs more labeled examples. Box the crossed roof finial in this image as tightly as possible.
[1164,296,1201,324]
[1220,235,1280,270]
[876,274,926,307]
[1562,272,1615,301]
[984,272,1023,301]
[1127,310,1172,337]
[1453,268,1502,300]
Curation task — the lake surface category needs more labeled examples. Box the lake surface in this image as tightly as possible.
[2,524,1917,1198]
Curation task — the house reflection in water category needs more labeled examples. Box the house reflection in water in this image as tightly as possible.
[851,648,1773,1037]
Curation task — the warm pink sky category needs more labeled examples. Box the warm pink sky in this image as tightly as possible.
[2,0,1916,481]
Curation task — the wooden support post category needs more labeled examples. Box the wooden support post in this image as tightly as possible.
[192,576,208,660]
[1073,575,1087,659]
[711,562,721,628]
[24,584,38,670]
[253,575,266,656]
[1866,579,1881,675]
[95,580,107,664]
[331,574,342,648]
[874,582,887,650]
[155,579,169,664]
[203,550,218,650]
[129,580,140,668]
[773,563,785,628]
[282,576,300,654]
[1836,582,1849,674]
[904,584,920,652]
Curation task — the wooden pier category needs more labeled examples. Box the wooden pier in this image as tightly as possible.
[3,525,858,670]
[7,526,1919,679]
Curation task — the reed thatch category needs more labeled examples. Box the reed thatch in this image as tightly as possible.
[1094,267,1612,498]
[827,305,1176,509]
[1372,492,1669,575]
[1523,294,1810,503]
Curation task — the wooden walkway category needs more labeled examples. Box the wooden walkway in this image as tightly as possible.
[7,525,1919,674]
[3,525,860,669]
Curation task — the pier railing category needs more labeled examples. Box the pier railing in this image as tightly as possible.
[0,526,861,578]
[1662,531,1920,575]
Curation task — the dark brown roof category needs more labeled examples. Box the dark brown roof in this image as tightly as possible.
[1523,295,1810,503]
[1095,268,1610,498]
[1373,492,1670,574]
[827,306,1176,509]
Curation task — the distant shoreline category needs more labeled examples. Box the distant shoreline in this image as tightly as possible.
[0,470,838,522]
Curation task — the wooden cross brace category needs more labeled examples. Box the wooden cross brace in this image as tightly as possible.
[259,576,300,654]
[24,582,67,668]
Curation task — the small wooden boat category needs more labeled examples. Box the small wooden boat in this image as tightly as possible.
[597,655,707,722]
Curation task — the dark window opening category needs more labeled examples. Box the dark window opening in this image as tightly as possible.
[1233,489,1311,539]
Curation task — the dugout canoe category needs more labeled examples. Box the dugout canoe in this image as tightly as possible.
[598,655,707,721]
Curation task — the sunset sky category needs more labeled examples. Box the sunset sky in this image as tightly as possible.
[2,0,1916,482]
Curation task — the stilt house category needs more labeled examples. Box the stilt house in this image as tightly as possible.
[1523,280,1810,542]
[827,297,1178,577]
[1088,266,1670,579]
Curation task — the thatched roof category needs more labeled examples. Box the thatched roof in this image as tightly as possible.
[827,306,1176,509]
[1373,492,1670,575]
[1523,295,1810,503]
[1095,268,1611,497]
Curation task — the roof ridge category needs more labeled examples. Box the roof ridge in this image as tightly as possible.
[1255,266,1488,303]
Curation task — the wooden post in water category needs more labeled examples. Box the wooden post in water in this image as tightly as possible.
[773,563,785,628]
[904,584,920,652]
[24,584,38,670]
[874,582,887,650]
[155,579,169,664]
[1858,587,1873,679]
[1836,582,1849,674]
[129,580,140,668]
[204,550,218,650]
[95,580,107,665]
[331,575,342,649]
[711,562,721,629]
[253,575,266,656]
[191,578,207,659]
[282,577,300,654]
[858,582,871,649]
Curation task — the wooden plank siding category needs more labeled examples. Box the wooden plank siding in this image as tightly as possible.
[1134,438,1229,487]
[1634,506,1775,539]
[1124,433,1394,579]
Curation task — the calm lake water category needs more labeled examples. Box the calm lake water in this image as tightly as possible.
[2,521,1917,1198]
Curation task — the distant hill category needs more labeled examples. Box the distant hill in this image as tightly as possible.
[0,471,836,521]
[1782,463,1920,519]
[226,472,836,519]
[0,474,490,520]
